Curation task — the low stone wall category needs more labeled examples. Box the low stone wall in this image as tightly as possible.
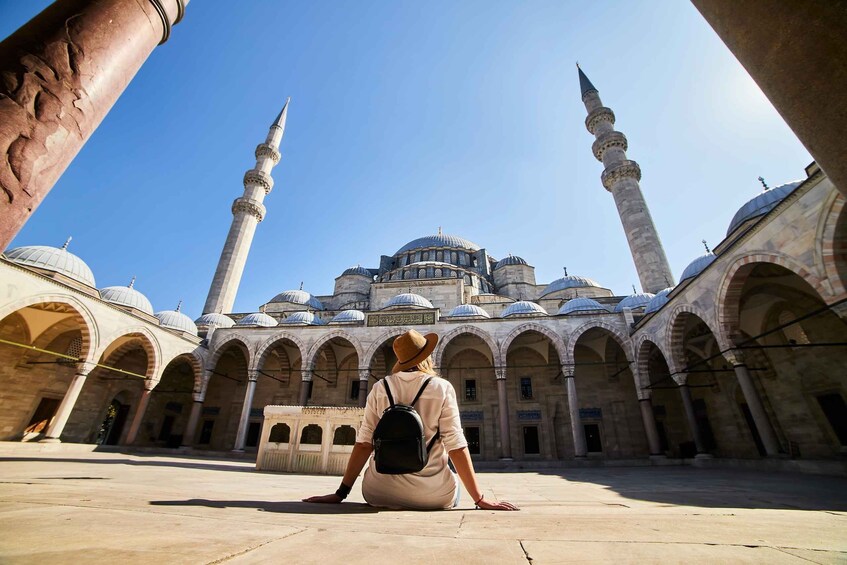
[256,406,364,475]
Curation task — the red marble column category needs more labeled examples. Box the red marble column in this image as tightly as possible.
[0,0,186,250]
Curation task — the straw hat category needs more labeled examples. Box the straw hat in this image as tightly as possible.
[391,329,438,373]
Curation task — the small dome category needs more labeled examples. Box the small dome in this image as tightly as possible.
[727,181,801,236]
[100,281,154,315]
[645,287,674,314]
[281,311,325,325]
[540,274,603,298]
[557,297,608,316]
[236,312,278,327]
[383,293,434,310]
[4,243,96,287]
[330,309,365,324]
[614,292,655,313]
[447,304,491,319]
[155,309,198,336]
[395,234,481,255]
[494,255,528,270]
[269,289,324,311]
[680,252,716,282]
[501,301,548,318]
[194,313,235,328]
[341,266,372,277]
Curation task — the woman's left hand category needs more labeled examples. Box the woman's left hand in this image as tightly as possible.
[476,497,519,511]
[302,493,343,503]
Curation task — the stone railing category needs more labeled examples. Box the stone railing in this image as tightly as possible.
[256,405,365,475]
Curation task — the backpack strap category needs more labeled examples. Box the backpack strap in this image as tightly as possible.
[410,377,433,406]
[382,377,395,407]
[412,378,441,453]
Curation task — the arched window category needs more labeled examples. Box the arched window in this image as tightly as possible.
[436,251,443,262]
[333,425,356,445]
[779,310,810,345]
[418,269,426,278]
[269,423,290,443]
[422,251,429,261]
[464,275,472,285]
[300,424,323,444]
[404,270,411,280]
[434,269,442,277]
[451,251,458,264]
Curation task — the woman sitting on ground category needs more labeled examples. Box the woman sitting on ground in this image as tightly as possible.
[304,329,517,511]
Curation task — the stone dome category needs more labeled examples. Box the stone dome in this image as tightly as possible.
[494,255,528,270]
[194,313,235,328]
[447,304,491,319]
[680,252,716,282]
[329,310,365,324]
[383,293,434,310]
[540,274,603,298]
[727,181,801,236]
[341,266,372,277]
[100,281,154,315]
[236,312,278,327]
[4,243,96,288]
[268,289,324,311]
[644,287,674,314]
[395,234,480,255]
[155,309,198,336]
[501,301,548,318]
[614,292,655,312]
[557,297,608,315]
[281,311,325,325]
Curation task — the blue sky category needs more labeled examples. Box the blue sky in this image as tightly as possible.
[2,1,810,318]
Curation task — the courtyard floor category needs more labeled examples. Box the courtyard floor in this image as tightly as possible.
[0,449,845,564]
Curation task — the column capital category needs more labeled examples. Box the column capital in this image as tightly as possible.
[247,369,259,382]
[495,367,507,381]
[561,365,575,378]
[301,370,312,382]
[358,369,371,381]
[724,348,746,367]
[75,361,97,376]
[672,373,687,386]
[143,379,157,392]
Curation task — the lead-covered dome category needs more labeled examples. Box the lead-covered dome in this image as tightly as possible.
[727,181,801,236]
[395,234,480,255]
[341,266,372,277]
[540,275,603,298]
[330,310,365,324]
[268,289,324,311]
[501,301,548,318]
[100,280,154,315]
[237,312,278,327]
[680,252,716,282]
[614,292,655,312]
[4,242,96,288]
[383,293,434,310]
[194,313,235,328]
[155,308,198,336]
[645,287,674,314]
[281,311,325,325]
[494,255,528,270]
[557,297,608,315]
[447,304,491,319]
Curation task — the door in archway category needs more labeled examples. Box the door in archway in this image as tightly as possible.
[99,400,130,445]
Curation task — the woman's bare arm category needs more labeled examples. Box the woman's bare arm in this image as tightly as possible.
[303,441,373,503]
[448,447,518,511]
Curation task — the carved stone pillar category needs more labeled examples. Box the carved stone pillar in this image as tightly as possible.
[181,390,206,448]
[495,368,512,460]
[298,370,312,406]
[233,370,259,451]
[358,369,370,407]
[125,384,154,445]
[638,396,663,456]
[729,351,780,456]
[563,367,587,457]
[41,362,95,442]
[0,0,188,249]
[677,376,707,455]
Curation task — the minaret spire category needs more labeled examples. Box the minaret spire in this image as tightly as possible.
[579,67,674,293]
[202,100,290,315]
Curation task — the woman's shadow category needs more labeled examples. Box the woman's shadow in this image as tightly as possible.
[149,499,380,514]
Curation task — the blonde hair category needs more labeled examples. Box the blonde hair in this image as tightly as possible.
[414,356,438,376]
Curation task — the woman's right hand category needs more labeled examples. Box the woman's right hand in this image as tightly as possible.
[476,497,519,511]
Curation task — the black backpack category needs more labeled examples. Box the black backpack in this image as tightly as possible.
[372,376,440,475]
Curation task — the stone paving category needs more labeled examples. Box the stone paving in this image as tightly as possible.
[0,449,845,564]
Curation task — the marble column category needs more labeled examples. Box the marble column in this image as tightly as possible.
[731,354,780,456]
[41,362,95,442]
[677,378,707,455]
[298,370,312,406]
[638,397,663,456]
[563,367,587,457]
[233,370,259,451]
[495,368,512,460]
[125,385,154,445]
[0,0,188,250]
[358,369,370,407]
[181,391,205,448]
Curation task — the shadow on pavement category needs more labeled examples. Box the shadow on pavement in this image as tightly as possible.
[149,499,380,514]
[0,456,253,474]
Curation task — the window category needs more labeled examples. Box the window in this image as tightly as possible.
[520,377,533,400]
[817,393,847,445]
[333,425,356,445]
[464,426,480,455]
[584,424,602,452]
[300,424,323,444]
[350,379,360,401]
[246,422,261,447]
[523,426,540,454]
[269,423,290,443]
[464,379,477,401]
[199,420,214,445]
[779,310,810,345]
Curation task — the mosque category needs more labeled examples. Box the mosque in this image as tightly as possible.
[0,68,845,468]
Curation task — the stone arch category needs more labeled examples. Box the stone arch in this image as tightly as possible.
[717,252,832,343]
[0,293,99,362]
[501,322,567,366]
[665,303,727,373]
[208,334,253,372]
[567,320,631,366]
[362,327,409,370]
[97,326,162,379]
[253,332,307,372]
[304,330,364,371]
[157,351,203,392]
[433,325,499,368]
[634,334,669,393]
[818,192,847,299]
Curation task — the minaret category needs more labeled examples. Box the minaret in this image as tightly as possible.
[203,99,290,315]
[579,66,674,293]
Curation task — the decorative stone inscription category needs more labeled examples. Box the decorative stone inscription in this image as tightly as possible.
[367,311,437,327]
[202,406,221,416]
[517,410,542,421]
[461,411,484,421]
[579,407,602,419]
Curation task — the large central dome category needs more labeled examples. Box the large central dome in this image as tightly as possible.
[395,234,481,256]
